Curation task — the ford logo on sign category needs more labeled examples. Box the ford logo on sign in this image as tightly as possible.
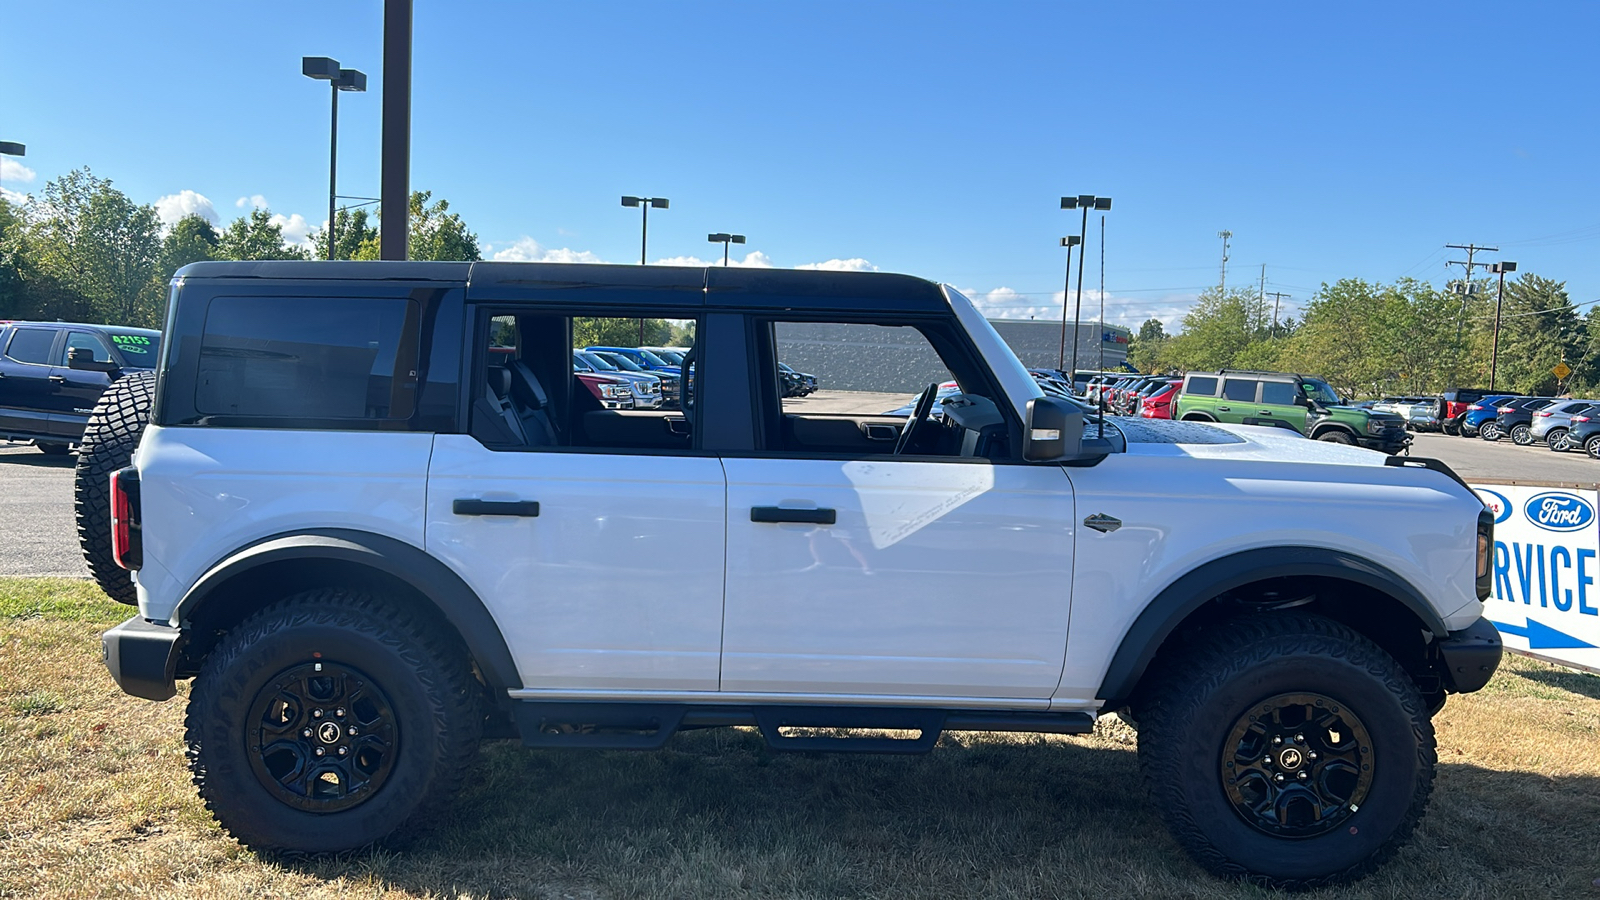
[1524,492,1595,532]
[1476,489,1513,524]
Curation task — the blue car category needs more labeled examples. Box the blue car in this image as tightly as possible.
[583,346,680,375]
[1458,394,1520,437]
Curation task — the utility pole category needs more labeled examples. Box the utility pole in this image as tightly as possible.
[1099,214,1107,372]
[1258,263,1266,333]
[1218,230,1232,295]
[1446,242,1499,379]
[1266,291,1290,335]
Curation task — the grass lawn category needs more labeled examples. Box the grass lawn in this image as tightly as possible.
[1,576,1597,899]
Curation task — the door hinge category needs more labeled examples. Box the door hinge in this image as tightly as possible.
[1084,513,1122,534]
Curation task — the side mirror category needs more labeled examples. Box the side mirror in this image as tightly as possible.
[67,347,119,374]
[1024,396,1086,461]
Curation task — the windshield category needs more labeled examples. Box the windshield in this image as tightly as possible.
[1302,378,1341,405]
[651,349,685,365]
[107,331,161,366]
[576,351,618,371]
[634,349,671,368]
[601,353,645,372]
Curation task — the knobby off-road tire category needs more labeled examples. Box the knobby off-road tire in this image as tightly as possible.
[1315,430,1355,445]
[186,589,482,852]
[73,370,156,605]
[1135,613,1436,890]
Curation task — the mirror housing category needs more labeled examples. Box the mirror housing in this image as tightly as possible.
[67,347,119,374]
[1024,396,1088,462]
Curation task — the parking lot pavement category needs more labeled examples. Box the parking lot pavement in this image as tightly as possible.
[0,443,90,578]
[1406,431,1600,486]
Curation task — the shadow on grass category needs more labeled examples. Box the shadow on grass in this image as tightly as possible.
[1517,665,1600,701]
[278,730,1600,900]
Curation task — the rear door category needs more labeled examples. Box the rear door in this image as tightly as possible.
[1215,376,1259,425]
[0,326,62,437]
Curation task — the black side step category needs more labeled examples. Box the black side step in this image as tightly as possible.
[753,706,946,754]
[514,702,688,750]
[944,710,1095,734]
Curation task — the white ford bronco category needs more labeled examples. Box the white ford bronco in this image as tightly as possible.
[95,260,1500,889]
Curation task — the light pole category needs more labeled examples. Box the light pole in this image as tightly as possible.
[1057,236,1081,372]
[0,142,23,200]
[1060,195,1111,376]
[621,196,669,265]
[1488,261,1517,390]
[707,233,745,266]
[303,57,367,260]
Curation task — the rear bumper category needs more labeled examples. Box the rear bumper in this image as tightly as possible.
[102,616,185,701]
[1437,615,1503,694]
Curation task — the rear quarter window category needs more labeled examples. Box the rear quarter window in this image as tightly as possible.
[196,296,418,419]
[1185,376,1218,396]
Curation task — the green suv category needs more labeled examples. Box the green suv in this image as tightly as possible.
[1174,369,1410,453]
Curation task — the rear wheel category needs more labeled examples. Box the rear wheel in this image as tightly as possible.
[1136,614,1435,890]
[1316,430,1355,445]
[1510,424,1534,446]
[1442,422,1460,436]
[1547,428,1571,452]
[186,589,481,852]
[1587,435,1600,460]
[1479,422,1501,441]
[73,371,156,605]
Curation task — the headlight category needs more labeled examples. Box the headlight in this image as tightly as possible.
[600,384,628,398]
[1366,419,1386,434]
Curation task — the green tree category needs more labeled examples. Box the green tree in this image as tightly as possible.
[1160,287,1260,372]
[1490,274,1578,395]
[407,191,480,261]
[216,208,310,261]
[159,213,219,280]
[27,168,164,326]
[1128,317,1171,372]
[310,207,380,261]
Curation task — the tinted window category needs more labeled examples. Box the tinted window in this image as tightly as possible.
[106,331,160,364]
[1186,376,1218,396]
[1260,381,1298,406]
[196,296,417,419]
[62,332,114,365]
[1222,378,1259,402]
[4,328,56,365]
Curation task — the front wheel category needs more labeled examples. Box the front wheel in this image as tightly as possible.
[1547,429,1571,452]
[1510,424,1534,446]
[1480,422,1501,441]
[1136,614,1435,890]
[1316,430,1355,445]
[1587,434,1600,460]
[186,589,482,852]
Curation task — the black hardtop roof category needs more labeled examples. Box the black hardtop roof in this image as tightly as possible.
[173,260,950,312]
[0,320,160,335]
[1194,368,1310,382]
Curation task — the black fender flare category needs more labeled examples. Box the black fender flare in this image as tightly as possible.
[1095,546,1449,707]
[1179,412,1216,422]
[175,528,521,691]
[1310,421,1358,440]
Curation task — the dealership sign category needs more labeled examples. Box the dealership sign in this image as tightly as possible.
[1473,483,1600,674]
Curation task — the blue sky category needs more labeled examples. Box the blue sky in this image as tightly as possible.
[3,2,1597,329]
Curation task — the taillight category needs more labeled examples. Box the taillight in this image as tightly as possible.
[1536,411,1552,417]
[1574,416,1591,423]
[110,467,142,571]
[1498,407,1514,413]
[1476,509,1494,600]
[1468,405,1482,411]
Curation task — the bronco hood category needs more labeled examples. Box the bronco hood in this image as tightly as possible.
[1113,417,1389,466]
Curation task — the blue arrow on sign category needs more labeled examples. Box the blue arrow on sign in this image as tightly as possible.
[1490,618,1597,650]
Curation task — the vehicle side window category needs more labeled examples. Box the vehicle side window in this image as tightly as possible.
[1222,378,1259,402]
[1259,382,1296,406]
[468,310,699,453]
[4,328,56,365]
[196,296,418,420]
[61,332,115,365]
[773,322,951,418]
[1185,376,1218,396]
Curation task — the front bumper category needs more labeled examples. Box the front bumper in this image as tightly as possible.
[1359,430,1412,453]
[102,616,185,701]
[1437,615,1503,693]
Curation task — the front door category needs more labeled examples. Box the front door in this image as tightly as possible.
[48,331,116,437]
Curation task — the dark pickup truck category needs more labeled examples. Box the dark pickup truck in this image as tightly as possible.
[0,321,161,454]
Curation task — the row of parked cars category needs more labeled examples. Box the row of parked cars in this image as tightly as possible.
[1450,394,1600,457]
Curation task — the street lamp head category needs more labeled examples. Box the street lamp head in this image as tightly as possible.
[1060,236,1081,247]
[708,233,730,242]
[649,197,669,209]
[302,56,341,81]
[1094,197,1113,211]
[731,234,746,244]
[1077,194,1097,207]
[1501,261,1518,273]
[0,142,23,157]
[1060,197,1078,209]
[621,196,642,207]
[335,69,367,92]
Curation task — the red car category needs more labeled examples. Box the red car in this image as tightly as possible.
[1138,379,1184,419]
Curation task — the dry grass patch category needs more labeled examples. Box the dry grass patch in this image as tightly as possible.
[0,576,1597,899]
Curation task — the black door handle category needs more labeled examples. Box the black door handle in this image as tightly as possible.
[751,506,836,525]
[453,499,540,517]
[1258,410,1274,415]
[1217,405,1231,412]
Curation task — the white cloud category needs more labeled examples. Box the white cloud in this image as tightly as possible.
[236,194,269,210]
[0,159,35,184]
[269,212,315,249]
[0,187,25,206]
[489,236,605,264]
[795,257,878,272]
[959,284,1195,332]
[154,189,218,227]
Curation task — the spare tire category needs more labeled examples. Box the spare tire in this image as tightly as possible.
[74,371,156,605]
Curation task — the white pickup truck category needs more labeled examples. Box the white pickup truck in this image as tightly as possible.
[92,260,1500,889]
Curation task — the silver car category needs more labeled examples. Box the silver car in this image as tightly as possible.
[1530,399,1597,451]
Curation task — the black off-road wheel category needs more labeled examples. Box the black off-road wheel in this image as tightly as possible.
[1135,613,1436,890]
[186,589,482,853]
[1441,422,1460,436]
[1315,430,1355,445]
[73,370,156,605]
